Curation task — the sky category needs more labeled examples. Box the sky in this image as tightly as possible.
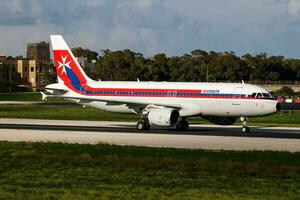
[1,0,300,58]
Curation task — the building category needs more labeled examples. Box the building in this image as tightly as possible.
[0,60,10,92]
[1,58,51,91]
[0,54,6,62]
[0,57,24,92]
[76,57,88,69]
[0,41,53,92]
[15,59,50,89]
[25,41,52,89]
[76,56,96,73]
[0,58,9,81]
[27,41,50,61]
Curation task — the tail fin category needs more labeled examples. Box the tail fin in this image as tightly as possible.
[50,35,92,89]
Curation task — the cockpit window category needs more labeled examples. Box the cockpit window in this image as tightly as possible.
[263,93,271,98]
[251,92,274,99]
[256,93,263,98]
[264,93,275,99]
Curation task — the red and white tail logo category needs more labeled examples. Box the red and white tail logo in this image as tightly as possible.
[50,35,91,88]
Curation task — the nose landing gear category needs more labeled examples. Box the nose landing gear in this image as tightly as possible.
[240,117,250,133]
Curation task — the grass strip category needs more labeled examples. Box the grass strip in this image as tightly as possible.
[0,92,42,101]
[0,142,299,199]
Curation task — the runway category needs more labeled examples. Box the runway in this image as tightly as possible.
[0,118,299,152]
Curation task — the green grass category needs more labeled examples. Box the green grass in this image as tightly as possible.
[0,92,65,102]
[0,92,41,101]
[0,142,299,199]
[0,104,300,127]
[0,105,138,121]
[248,111,300,127]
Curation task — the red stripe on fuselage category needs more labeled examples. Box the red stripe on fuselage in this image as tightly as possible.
[75,86,274,100]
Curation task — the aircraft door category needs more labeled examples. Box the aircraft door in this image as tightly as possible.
[232,87,243,105]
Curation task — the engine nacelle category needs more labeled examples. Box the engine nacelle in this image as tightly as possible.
[202,116,237,125]
[148,108,180,127]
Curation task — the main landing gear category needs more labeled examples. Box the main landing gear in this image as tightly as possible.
[136,118,190,131]
[240,116,250,133]
[136,119,150,131]
[176,118,189,131]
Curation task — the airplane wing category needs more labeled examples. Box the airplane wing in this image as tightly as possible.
[68,95,181,108]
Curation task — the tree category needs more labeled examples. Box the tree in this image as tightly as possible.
[43,64,57,85]
[151,54,169,81]
[90,48,300,83]
[71,47,98,60]
[273,86,295,97]
[94,49,145,81]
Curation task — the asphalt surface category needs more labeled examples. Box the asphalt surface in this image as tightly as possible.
[0,118,299,152]
[0,122,300,139]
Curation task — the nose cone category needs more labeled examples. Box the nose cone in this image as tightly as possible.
[264,101,280,116]
[276,103,281,112]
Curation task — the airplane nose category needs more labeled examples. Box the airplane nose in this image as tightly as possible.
[276,103,281,112]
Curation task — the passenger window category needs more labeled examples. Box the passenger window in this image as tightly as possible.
[251,93,256,98]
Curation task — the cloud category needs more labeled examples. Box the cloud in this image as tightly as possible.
[132,0,153,9]
[0,0,300,58]
[0,0,39,25]
[0,24,63,56]
[288,0,300,16]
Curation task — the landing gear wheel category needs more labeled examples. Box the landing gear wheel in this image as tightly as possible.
[241,126,250,133]
[136,121,150,131]
[144,121,150,130]
[176,120,189,131]
[240,116,250,133]
[137,121,144,130]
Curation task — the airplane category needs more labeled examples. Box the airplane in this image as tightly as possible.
[43,35,281,133]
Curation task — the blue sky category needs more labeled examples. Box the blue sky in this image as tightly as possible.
[1,0,300,58]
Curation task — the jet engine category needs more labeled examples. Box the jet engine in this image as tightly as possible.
[202,116,237,125]
[148,108,180,127]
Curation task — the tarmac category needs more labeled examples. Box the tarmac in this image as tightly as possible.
[0,118,299,152]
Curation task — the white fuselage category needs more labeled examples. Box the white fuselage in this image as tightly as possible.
[50,81,278,118]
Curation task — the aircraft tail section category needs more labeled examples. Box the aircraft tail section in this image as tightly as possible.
[50,35,92,90]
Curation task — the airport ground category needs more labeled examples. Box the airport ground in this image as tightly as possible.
[0,104,299,127]
[0,118,299,152]
[0,92,299,199]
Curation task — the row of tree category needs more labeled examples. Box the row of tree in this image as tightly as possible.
[2,48,300,93]
[272,86,300,97]
[72,48,300,82]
